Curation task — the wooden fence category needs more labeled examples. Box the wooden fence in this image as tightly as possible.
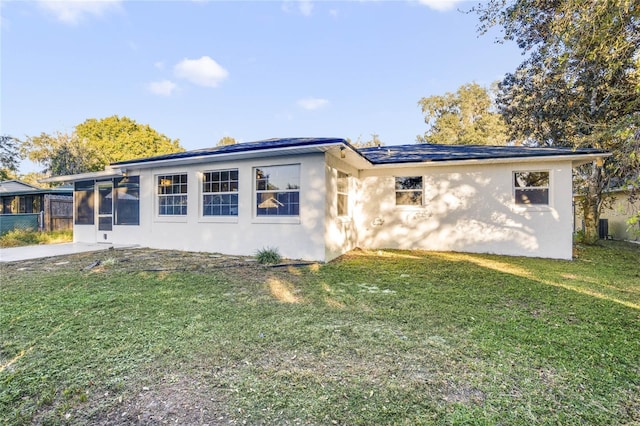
[43,195,73,232]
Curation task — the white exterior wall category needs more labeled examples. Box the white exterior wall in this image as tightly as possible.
[324,155,359,261]
[72,152,578,261]
[354,160,575,259]
[73,224,94,243]
[75,153,328,261]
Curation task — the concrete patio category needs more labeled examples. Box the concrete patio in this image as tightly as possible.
[0,242,138,263]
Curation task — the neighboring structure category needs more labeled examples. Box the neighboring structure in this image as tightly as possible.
[44,138,607,261]
[574,189,640,241]
[0,180,73,235]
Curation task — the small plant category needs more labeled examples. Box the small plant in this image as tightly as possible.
[255,247,281,264]
[102,257,117,267]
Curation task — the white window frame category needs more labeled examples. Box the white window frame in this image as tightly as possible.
[513,170,551,208]
[200,169,239,222]
[337,171,350,217]
[156,173,188,218]
[395,176,424,207]
[253,163,301,224]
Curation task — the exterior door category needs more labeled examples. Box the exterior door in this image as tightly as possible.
[96,181,113,242]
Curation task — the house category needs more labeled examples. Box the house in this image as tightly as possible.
[43,138,608,261]
[0,180,73,235]
[574,188,640,241]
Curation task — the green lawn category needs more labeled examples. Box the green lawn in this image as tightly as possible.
[1,242,639,425]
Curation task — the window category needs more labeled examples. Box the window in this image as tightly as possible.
[18,196,40,213]
[514,171,549,205]
[255,164,300,216]
[513,172,549,205]
[74,180,95,225]
[395,176,423,206]
[337,171,349,216]
[1,198,11,214]
[202,169,238,216]
[157,174,187,215]
[114,176,140,225]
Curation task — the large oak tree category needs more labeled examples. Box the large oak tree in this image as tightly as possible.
[23,116,184,177]
[417,82,508,145]
[474,0,640,243]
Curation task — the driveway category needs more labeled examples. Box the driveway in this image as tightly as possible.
[0,242,138,263]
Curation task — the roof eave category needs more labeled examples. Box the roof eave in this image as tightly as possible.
[111,142,366,170]
[570,152,612,167]
[40,168,124,184]
[0,189,73,197]
[363,152,611,169]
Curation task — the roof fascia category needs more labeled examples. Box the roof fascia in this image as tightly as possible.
[40,168,124,184]
[112,142,370,170]
[359,152,610,175]
[0,188,73,197]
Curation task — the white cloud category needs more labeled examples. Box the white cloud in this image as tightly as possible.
[174,56,229,88]
[281,0,313,17]
[37,0,123,25]
[299,0,313,17]
[298,97,329,110]
[416,0,462,12]
[154,61,165,70]
[148,80,177,96]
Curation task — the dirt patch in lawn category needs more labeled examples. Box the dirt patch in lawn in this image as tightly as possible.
[1,246,315,283]
[79,372,234,426]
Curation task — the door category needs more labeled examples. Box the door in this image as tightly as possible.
[97,181,113,242]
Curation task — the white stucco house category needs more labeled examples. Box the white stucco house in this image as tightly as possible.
[45,138,608,261]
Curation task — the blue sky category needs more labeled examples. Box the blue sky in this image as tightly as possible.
[1,0,522,173]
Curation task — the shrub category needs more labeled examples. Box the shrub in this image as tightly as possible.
[0,229,73,248]
[255,247,282,264]
[0,229,41,247]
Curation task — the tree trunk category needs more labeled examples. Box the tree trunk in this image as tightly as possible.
[581,195,599,244]
[580,163,604,245]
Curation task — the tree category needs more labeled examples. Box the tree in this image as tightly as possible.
[417,82,508,145]
[474,0,640,244]
[0,135,22,180]
[216,136,237,147]
[23,116,184,176]
[348,134,384,148]
[19,172,51,188]
[23,131,105,176]
[75,115,183,166]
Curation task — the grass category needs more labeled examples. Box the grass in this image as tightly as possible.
[0,229,73,248]
[255,246,282,264]
[1,241,639,424]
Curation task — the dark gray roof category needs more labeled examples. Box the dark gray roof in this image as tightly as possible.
[0,186,73,197]
[111,137,607,168]
[359,144,607,164]
[0,180,41,193]
[112,137,350,166]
